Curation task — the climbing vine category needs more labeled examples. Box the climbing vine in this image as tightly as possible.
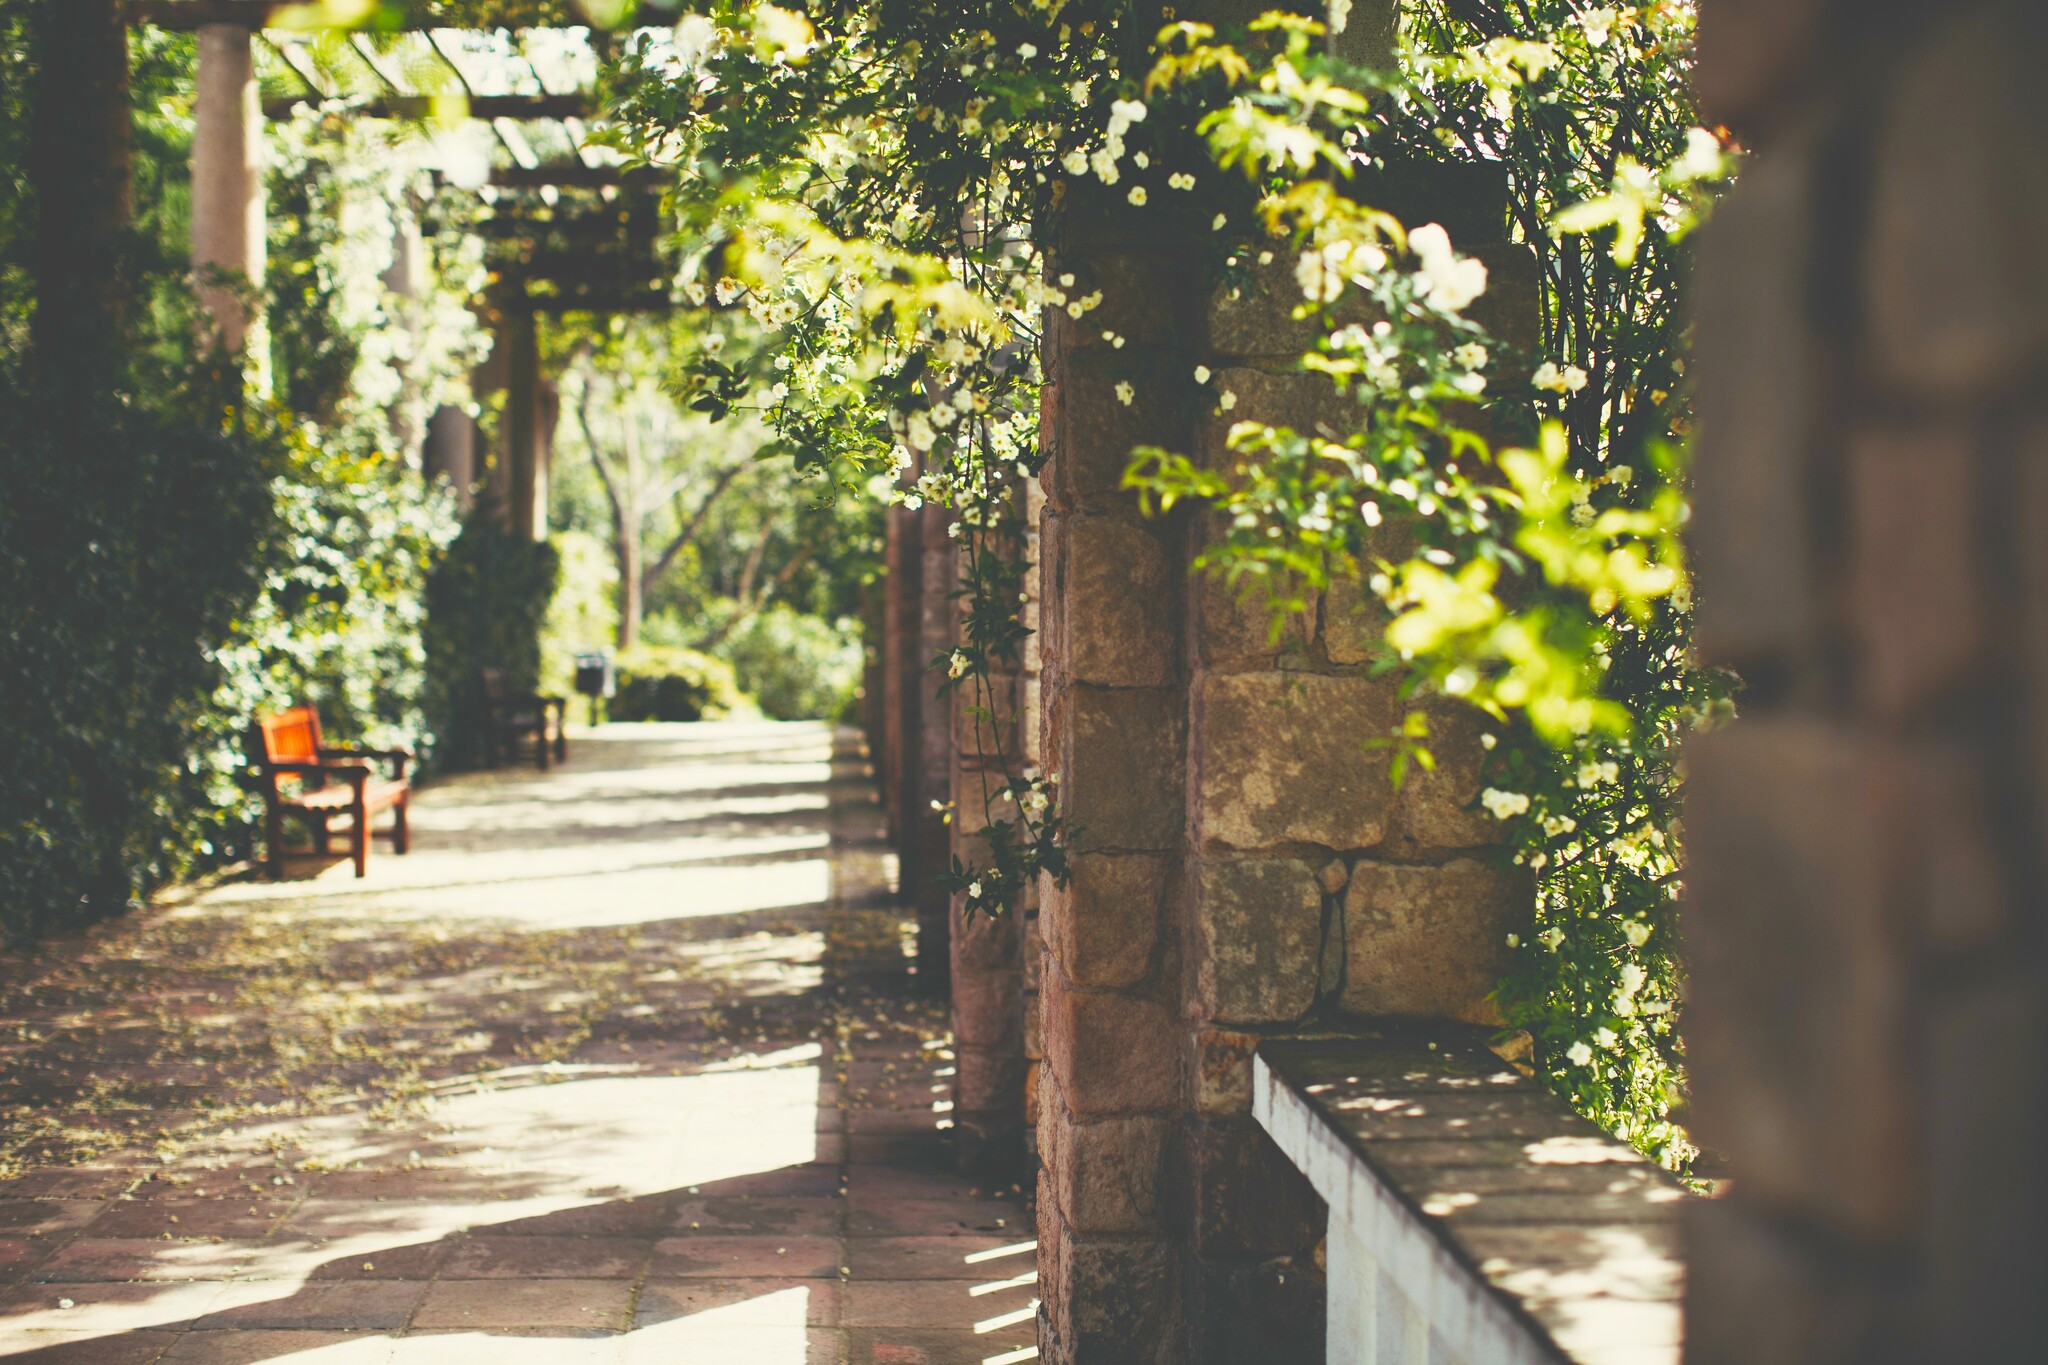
[603,0,1720,1165]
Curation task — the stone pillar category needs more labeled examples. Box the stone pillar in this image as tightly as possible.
[1035,171,1528,1365]
[191,23,265,359]
[423,405,477,512]
[501,305,545,541]
[1036,188,1201,1365]
[1685,2,2048,1360]
[1021,477,1047,1161]
[880,500,919,848]
[914,499,956,992]
[951,478,1031,1175]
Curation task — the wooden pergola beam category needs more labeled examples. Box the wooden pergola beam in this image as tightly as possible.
[262,92,592,120]
[131,2,680,31]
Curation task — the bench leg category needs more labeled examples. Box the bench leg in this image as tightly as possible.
[352,797,369,878]
[554,705,567,762]
[535,720,549,771]
[266,805,286,881]
[312,817,331,858]
[393,791,411,855]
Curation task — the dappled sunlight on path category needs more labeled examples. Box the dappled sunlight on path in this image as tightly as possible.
[0,723,1037,1364]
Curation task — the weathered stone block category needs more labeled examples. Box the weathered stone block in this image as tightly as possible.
[1684,719,1919,1243]
[1847,423,1986,718]
[953,668,1022,758]
[1194,671,1396,852]
[1190,545,1310,672]
[954,1045,1028,1119]
[1319,570,1394,666]
[952,955,1023,1051]
[1387,698,1500,852]
[1207,259,1326,362]
[1048,1114,1170,1235]
[1052,1230,1179,1365]
[1197,367,1351,473]
[1691,127,1823,670]
[1059,514,1178,686]
[1187,1118,1324,1259]
[1047,249,1202,354]
[1194,1028,1258,1115]
[1865,10,2048,401]
[1045,352,1194,511]
[1340,857,1522,1023]
[1042,852,1168,990]
[951,895,1018,974]
[1193,857,1323,1025]
[1055,686,1186,853]
[1041,966,1181,1115]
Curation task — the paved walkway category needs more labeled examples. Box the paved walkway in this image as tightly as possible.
[0,723,1037,1364]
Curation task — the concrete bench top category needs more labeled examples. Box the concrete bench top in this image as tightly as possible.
[1254,1028,1690,1365]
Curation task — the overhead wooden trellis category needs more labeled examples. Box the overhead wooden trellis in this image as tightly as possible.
[132,0,677,316]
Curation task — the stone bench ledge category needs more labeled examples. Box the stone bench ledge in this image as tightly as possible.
[1253,1027,1689,1365]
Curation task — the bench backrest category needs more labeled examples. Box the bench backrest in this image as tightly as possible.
[256,707,325,765]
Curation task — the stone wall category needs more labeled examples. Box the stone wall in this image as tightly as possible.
[951,479,1032,1174]
[1686,2,2048,1360]
[1034,172,1525,1360]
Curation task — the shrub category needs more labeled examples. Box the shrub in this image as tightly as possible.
[421,522,560,770]
[610,643,746,722]
[539,528,620,703]
[719,604,865,721]
[0,395,274,940]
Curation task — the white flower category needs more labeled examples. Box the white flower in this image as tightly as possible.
[1618,962,1647,995]
[1218,390,1237,411]
[1563,364,1590,392]
[1538,927,1565,950]
[1169,172,1197,191]
[1454,342,1489,370]
[1593,1027,1619,1050]
[1193,365,1211,384]
[1089,147,1120,185]
[948,651,969,679]
[1505,933,1520,949]
[713,276,742,305]
[1016,42,1039,58]
[1565,1041,1593,1067]
[1581,5,1618,47]
[967,880,983,899]
[1532,361,1565,392]
[1114,381,1135,406]
[1671,126,1725,183]
[1623,920,1651,948]
[1212,213,1228,231]
[1069,79,1090,105]
[1360,500,1382,527]
[1062,148,1089,175]
[1107,98,1148,137]
[905,411,935,451]
[1133,151,1150,169]
[1480,788,1531,819]
[1408,222,1488,312]
[1128,186,1148,207]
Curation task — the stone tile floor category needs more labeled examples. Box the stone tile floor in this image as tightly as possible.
[0,723,1037,1364]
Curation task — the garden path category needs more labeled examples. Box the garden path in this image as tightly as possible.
[0,722,1037,1364]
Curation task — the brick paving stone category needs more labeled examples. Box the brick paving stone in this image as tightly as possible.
[633,1277,842,1328]
[440,1234,648,1279]
[191,1280,423,1331]
[0,725,1038,1362]
[0,1328,182,1362]
[648,1234,843,1279]
[159,1330,394,1363]
[412,1278,633,1331]
[845,1236,1029,1281]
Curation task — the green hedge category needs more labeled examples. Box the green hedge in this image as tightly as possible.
[610,643,746,722]
[0,394,274,940]
[421,521,560,770]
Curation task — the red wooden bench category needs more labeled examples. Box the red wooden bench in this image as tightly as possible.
[247,707,412,879]
[479,668,568,771]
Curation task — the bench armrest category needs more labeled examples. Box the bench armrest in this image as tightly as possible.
[319,745,413,779]
[255,760,371,792]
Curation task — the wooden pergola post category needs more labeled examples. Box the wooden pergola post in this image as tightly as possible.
[191,19,266,363]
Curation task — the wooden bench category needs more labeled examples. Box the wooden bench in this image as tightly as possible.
[247,707,413,879]
[479,668,568,771]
